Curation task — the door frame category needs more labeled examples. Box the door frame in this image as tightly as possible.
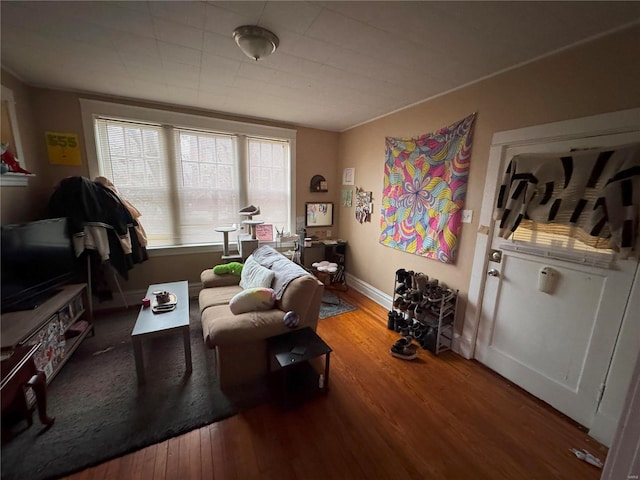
[458,107,640,360]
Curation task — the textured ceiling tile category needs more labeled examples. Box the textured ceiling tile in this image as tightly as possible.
[275,30,336,64]
[210,1,266,20]
[204,3,258,36]
[152,17,204,51]
[203,32,244,60]
[149,1,207,29]
[71,2,155,38]
[112,32,160,57]
[260,1,323,35]
[158,42,202,67]
[163,62,201,89]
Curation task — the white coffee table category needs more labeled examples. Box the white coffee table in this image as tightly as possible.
[131,280,191,384]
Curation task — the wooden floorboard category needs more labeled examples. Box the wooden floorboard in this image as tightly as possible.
[62,288,606,480]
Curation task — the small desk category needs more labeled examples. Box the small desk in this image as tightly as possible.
[267,328,332,406]
[302,241,347,289]
[1,344,55,442]
[131,281,191,385]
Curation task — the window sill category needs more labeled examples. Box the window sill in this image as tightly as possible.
[1,173,34,186]
[147,243,222,257]
[146,240,297,258]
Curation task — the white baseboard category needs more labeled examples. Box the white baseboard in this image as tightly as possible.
[345,273,393,310]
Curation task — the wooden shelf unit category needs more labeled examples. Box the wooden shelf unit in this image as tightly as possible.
[391,274,458,355]
[1,283,94,385]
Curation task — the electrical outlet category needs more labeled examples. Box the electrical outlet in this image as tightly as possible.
[462,210,473,224]
[326,229,332,238]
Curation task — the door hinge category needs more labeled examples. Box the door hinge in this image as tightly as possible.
[596,383,606,404]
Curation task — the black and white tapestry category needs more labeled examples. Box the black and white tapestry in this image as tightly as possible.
[495,142,640,257]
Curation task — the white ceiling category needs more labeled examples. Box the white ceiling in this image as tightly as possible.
[2,1,639,132]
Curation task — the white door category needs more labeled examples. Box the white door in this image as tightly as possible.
[473,122,640,428]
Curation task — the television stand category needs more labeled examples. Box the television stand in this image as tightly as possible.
[0,288,63,314]
[1,284,93,385]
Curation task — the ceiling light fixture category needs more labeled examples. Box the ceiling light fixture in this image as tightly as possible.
[232,25,279,61]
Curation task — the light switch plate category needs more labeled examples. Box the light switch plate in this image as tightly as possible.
[462,210,473,223]
[326,230,332,238]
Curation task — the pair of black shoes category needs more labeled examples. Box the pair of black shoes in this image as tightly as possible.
[387,310,405,330]
[395,268,414,288]
[390,337,417,360]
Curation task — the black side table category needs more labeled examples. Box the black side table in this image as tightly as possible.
[267,327,332,407]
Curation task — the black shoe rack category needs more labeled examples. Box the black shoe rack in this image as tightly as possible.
[388,269,458,355]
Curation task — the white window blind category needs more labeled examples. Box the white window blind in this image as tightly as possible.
[247,137,289,237]
[174,128,240,244]
[504,219,616,268]
[93,117,292,248]
[95,118,174,245]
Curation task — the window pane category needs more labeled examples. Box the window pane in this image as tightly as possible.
[175,130,240,244]
[96,119,174,246]
[247,138,289,234]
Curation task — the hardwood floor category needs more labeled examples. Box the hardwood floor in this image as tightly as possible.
[63,289,606,480]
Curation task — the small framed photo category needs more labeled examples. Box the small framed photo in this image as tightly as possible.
[342,167,355,185]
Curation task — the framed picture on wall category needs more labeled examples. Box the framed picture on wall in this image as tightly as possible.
[305,202,334,227]
[256,223,274,241]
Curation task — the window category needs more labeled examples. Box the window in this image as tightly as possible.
[503,220,616,268]
[82,100,296,250]
[247,138,290,234]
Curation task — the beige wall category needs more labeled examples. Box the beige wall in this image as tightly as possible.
[339,25,640,330]
[296,127,340,239]
[0,72,339,292]
[1,71,46,222]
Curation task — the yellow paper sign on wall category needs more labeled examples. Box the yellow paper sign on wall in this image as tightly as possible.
[46,131,81,165]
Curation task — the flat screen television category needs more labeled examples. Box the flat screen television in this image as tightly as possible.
[1,217,82,313]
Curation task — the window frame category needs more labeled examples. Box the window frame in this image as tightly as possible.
[80,99,296,255]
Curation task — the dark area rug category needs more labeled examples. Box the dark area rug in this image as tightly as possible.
[319,293,357,319]
[1,300,268,480]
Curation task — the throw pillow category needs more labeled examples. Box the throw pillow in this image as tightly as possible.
[229,287,276,315]
[239,255,275,289]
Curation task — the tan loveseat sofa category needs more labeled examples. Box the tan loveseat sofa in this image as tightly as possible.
[199,246,324,390]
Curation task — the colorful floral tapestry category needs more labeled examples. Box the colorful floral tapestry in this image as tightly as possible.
[379,113,477,263]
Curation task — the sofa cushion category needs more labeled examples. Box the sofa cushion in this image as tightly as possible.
[199,284,242,312]
[239,255,275,289]
[229,287,276,314]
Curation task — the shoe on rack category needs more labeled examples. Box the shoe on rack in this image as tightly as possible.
[408,289,422,302]
[387,311,397,330]
[395,268,408,284]
[398,299,409,312]
[412,324,426,341]
[420,326,437,352]
[426,285,445,302]
[403,270,414,288]
[414,273,429,295]
[395,284,408,295]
